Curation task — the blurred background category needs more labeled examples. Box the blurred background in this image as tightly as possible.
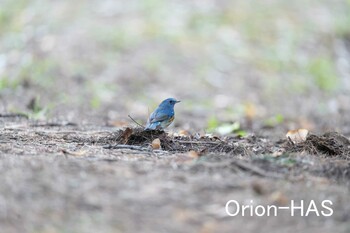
[0,0,349,135]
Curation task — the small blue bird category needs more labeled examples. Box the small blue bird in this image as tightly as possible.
[145,98,180,130]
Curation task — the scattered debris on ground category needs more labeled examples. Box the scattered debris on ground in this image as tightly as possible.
[0,118,350,232]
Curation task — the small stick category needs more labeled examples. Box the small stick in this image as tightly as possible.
[287,136,294,145]
[103,144,150,151]
[0,113,29,119]
[175,140,222,145]
[231,160,284,179]
[199,159,283,179]
[128,115,145,128]
[30,122,77,127]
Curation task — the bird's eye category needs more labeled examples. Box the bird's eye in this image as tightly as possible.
[170,100,174,104]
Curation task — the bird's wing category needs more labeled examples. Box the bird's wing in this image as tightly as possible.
[149,111,171,123]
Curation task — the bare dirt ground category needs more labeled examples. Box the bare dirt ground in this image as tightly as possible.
[0,116,349,233]
[1,0,350,232]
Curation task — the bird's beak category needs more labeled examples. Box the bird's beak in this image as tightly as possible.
[176,100,181,103]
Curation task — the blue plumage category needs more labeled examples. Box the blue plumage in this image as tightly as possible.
[145,98,180,130]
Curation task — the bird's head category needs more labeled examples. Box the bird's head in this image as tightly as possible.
[159,98,181,108]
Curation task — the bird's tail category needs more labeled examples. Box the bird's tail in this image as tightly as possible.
[144,122,159,131]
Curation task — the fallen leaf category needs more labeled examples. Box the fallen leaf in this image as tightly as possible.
[178,130,189,136]
[61,149,87,156]
[121,127,133,144]
[174,154,195,164]
[188,150,199,159]
[216,122,240,135]
[251,180,267,195]
[272,148,285,157]
[286,129,309,144]
[269,191,289,206]
[152,138,161,149]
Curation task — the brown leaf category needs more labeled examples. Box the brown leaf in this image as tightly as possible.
[121,127,133,144]
[286,129,308,144]
[251,180,267,195]
[269,191,289,206]
[151,138,161,149]
[188,150,199,159]
[178,130,190,136]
